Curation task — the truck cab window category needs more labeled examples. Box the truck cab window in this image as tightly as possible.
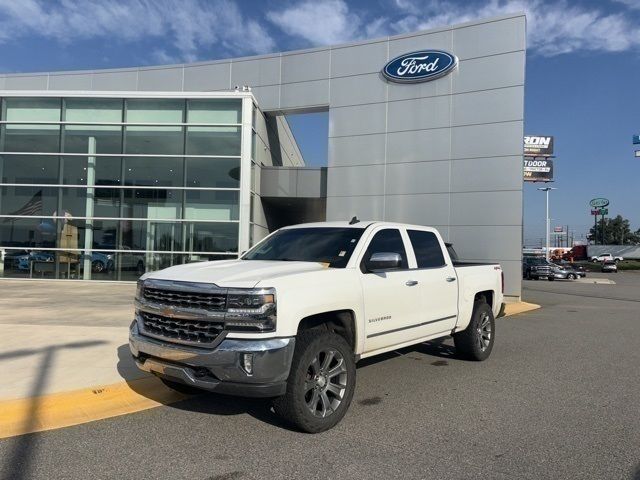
[408,230,445,268]
[362,229,408,269]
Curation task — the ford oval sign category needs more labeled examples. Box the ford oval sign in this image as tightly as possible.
[382,50,458,83]
[589,198,610,208]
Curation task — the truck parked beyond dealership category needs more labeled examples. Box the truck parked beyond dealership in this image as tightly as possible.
[130,221,504,432]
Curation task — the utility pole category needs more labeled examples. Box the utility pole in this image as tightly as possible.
[537,187,557,261]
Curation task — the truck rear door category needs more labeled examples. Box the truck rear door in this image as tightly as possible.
[405,229,459,337]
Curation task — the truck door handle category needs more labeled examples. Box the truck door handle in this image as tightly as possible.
[446,277,456,282]
[405,280,418,286]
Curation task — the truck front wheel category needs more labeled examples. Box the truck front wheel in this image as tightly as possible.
[272,330,356,433]
[453,301,495,361]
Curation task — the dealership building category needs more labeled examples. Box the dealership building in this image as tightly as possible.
[0,13,526,300]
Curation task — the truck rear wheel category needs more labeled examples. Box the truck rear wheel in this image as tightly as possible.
[272,330,356,433]
[453,301,495,361]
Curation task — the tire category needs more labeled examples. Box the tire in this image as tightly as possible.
[159,378,203,395]
[272,330,356,433]
[548,276,555,281]
[453,301,495,361]
[567,273,576,280]
[92,260,105,273]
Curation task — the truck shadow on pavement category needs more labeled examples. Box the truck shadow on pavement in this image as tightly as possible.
[115,337,459,432]
[115,344,295,430]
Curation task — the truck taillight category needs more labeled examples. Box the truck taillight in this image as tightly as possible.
[501,271,504,294]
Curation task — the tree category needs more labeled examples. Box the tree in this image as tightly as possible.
[589,215,640,245]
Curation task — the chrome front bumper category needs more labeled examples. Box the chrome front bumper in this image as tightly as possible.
[129,321,295,398]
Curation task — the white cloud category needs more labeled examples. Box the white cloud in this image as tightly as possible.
[267,0,640,57]
[266,0,362,45]
[0,0,276,63]
[388,0,640,56]
[612,0,640,9]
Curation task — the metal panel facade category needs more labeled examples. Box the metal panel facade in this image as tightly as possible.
[0,13,526,298]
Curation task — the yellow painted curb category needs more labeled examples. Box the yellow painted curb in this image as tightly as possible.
[0,376,187,439]
[503,301,540,317]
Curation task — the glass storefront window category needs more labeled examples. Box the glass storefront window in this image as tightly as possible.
[124,125,184,155]
[60,187,121,218]
[63,125,122,154]
[122,156,183,187]
[186,157,240,188]
[187,99,241,124]
[0,95,246,281]
[1,186,58,217]
[1,155,59,184]
[5,98,60,122]
[185,190,239,221]
[64,98,122,123]
[121,188,182,220]
[184,221,238,253]
[61,156,122,186]
[185,126,241,156]
[0,217,58,248]
[126,99,184,123]
[3,124,60,153]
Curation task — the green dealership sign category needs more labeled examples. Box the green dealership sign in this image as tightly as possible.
[589,198,609,208]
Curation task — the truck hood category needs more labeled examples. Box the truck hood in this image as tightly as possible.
[143,259,329,288]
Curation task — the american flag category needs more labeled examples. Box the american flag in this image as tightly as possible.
[3,190,43,221]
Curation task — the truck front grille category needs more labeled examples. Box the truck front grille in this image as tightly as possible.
[139,312,224,347]
[143,287,227,311]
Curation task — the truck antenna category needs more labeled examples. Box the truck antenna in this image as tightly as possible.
[349,216,359,225]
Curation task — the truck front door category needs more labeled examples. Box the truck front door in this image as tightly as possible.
[359,228,423,353]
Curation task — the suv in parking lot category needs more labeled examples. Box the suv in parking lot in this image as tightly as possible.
[523,257,553,280]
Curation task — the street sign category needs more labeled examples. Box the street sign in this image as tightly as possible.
[589,198,609,208]
[633,134,640,145]
[635,150,640,158]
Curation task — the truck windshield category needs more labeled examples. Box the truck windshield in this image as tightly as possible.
[243,227,365,268]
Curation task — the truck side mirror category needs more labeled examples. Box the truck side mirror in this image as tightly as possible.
[366,252,402,272]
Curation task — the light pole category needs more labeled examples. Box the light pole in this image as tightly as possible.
[537,187,557,261]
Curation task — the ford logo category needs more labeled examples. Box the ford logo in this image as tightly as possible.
[589,198,609,208]
[382,50,458,83]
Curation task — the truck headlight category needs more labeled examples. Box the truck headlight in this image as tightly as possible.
[225,288,276,332]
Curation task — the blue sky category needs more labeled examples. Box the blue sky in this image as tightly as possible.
[0,0,639,243]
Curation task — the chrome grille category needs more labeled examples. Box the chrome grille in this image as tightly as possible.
[143,287,227,311]
[140,312,224,346]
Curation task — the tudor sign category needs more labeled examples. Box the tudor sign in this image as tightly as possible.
[382,50,458,83]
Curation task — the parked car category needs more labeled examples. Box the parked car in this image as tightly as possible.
[601,260,618,273]
[16,251,54,270]
[551,263,586,280]
[591,253,623,263]
[523,257,554,280]
[130,221,505,433]
[79,252,114,273]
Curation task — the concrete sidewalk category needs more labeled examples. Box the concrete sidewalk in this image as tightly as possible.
[0,280,140,401]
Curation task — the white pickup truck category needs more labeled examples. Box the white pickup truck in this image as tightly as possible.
[130,221,505,432]
[590,253,623,263]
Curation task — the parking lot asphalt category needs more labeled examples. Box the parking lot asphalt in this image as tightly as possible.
[1,274,639,480]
